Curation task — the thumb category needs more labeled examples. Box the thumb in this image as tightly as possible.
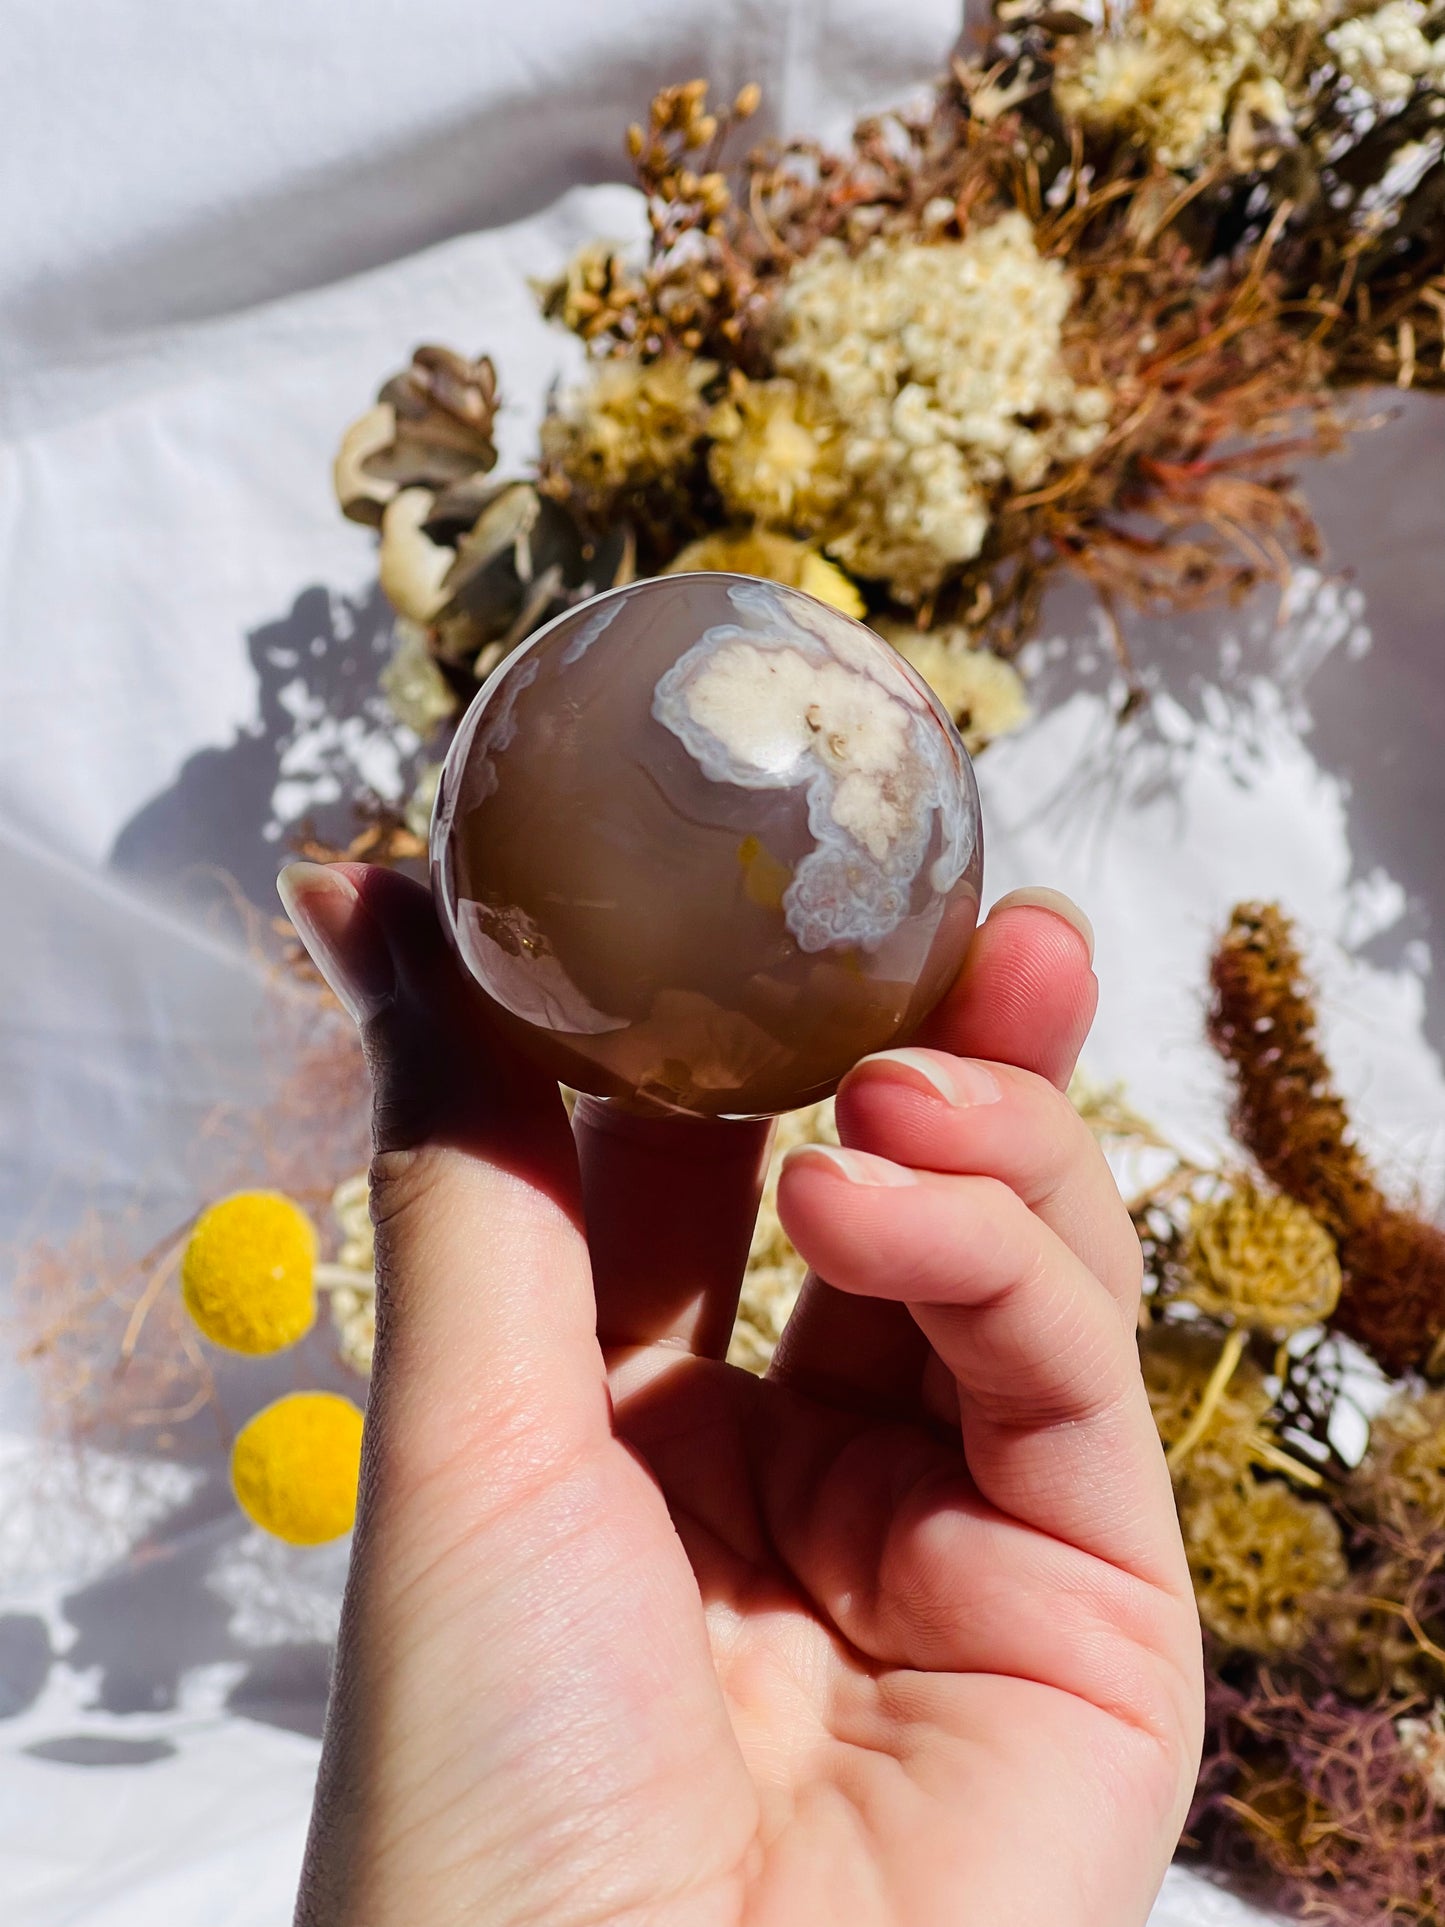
[276,861,610,1502]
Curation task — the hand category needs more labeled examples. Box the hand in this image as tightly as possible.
[281,861,1203,1927]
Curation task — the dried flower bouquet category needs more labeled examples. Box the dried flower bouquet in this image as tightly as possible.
[329,4,1443,846]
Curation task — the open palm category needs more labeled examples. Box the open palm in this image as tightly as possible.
[287,863,1203,1927]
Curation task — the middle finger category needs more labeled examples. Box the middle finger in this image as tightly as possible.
[833,1047,1143,1319]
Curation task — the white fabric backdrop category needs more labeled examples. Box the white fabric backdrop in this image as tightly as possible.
[3,2,1444,1920]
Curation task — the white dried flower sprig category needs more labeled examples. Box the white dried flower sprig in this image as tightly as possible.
[730,1101,838,1372]
[1326,1,1445,106]
[1056,0,1445,172]
[326,1173,377,1376]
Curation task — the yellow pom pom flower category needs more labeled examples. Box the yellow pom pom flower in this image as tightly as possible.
[1180,1473,1346,1657]
[181,1191,317,1355]
[1184,1181,1341,1335]
[230,1392,365,1545]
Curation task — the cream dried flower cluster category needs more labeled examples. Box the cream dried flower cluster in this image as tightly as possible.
[1326,0,1445,106]
[762,215,1111,601]
[1055,0,1315,171]
[729,1100,838,1373]
[543,213,1109,608]
[1056,0,1445,172]
[327,1172,377,1376]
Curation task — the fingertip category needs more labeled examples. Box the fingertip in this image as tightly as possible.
[277,860,395,1026]
[915,892,1098,1088]
[986,887,1094,965]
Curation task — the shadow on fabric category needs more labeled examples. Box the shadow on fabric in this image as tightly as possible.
[110,582,418,914]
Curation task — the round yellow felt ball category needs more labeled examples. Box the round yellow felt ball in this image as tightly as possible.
[231,1392,365,1545]
[181,1191,317,1355]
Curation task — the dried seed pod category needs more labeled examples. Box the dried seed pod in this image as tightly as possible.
[432,481,636,675]
[378,490,456,625]
[1209,902,1445,1374]
[334,347,499,526]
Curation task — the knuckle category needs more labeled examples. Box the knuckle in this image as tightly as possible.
[1020,1067,1091,1152]
[367,1144,451,1237]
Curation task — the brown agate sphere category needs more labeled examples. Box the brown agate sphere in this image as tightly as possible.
[432,573,983,1118]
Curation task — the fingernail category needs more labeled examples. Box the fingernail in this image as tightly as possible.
[987,887,1095,964]
[856,1048,1000,1107]
[277,862,395,1026]
[783,1144,917,1187]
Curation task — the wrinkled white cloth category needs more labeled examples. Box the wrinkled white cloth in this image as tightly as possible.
[2,2,1443,1922]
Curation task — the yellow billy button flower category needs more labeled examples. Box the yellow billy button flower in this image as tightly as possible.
[231,1392,365,1545]
[181,1191,318,1355]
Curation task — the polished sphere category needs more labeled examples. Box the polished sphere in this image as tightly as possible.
[432,573,983,1118]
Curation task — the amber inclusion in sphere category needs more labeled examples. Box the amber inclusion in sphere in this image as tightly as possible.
[432,573,982,1118]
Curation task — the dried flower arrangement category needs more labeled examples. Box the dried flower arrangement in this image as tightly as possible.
[326,4,1445,848]
[1115,901,1445,1922]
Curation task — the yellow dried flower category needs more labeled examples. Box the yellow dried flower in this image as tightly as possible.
[380,621,458,738]
[665,531,864,617]
[1056,30,1234,172]
[230,1392,364,1545]
[1049,0,1430,173]
[876,622,1032,754]
[730,1100,838,1373]
[1140,1321,1273,1484]
[706,377,848,533]
[181,1192,317,1356]
[1352,1386,1445,1534]
[533,240,643,337]
[1183,1182,1342,1335]
[1181,1473,1347,1656]
[540,354,716,507]
[1053,0,1321,172]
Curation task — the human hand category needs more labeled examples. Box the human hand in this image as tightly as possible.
[280,861,1203,1927]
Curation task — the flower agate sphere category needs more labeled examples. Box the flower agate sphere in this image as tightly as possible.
[432,573,982,1117]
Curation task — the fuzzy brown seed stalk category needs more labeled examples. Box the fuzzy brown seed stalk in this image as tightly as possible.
[1208,902,1445,1375]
